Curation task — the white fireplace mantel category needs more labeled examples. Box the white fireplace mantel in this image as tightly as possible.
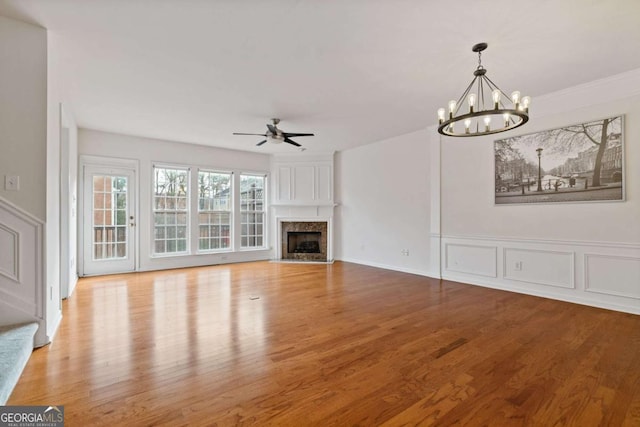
[270,152,335,261]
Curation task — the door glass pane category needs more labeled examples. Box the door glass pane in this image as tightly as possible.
[92,175,128,260]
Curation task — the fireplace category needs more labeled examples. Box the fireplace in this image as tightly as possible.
[288,232,321,254]
[281,221,328,261]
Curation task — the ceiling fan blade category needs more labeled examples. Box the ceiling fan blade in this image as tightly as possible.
[283,132,314,137]
[256,140,267,146]
[233,133,267,136]
[284,137,301,147]
[266,124,278,135]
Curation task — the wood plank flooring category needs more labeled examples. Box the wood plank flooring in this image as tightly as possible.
[9,261,640,426]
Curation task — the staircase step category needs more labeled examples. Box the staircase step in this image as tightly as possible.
[0,322,39,405]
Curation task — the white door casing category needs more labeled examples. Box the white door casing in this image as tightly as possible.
[82,165,136,275]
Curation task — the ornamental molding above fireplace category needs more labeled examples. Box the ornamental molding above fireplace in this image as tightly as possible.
[270,152,335,262]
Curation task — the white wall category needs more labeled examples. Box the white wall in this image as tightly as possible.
[0,16,47,219]
[438,69,640,314]
[45,32,73,339]
[78,129,272,273]
[0,15,52,345]
[335,129,431,276]
[59,104,79,298]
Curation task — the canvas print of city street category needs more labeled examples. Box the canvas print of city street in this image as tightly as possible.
[495,115,623,205]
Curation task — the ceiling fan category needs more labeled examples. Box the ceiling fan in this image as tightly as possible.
[233,118,314,147]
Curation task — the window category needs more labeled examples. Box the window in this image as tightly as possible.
[153,166,189,254]
[240,174,266,248]
[198,170,232,251]
[92,175,128,259]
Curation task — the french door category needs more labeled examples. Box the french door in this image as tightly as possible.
[82,165,136,275]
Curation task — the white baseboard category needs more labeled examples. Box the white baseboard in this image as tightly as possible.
[338,257,433,278]
[442,271,640,315]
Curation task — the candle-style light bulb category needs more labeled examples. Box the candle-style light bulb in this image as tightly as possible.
[511,91,521,108]
[448,100,457,119]
[521,96,531,112]
[468,93,476,113]
[503,113,510,127]
[492,90,501,109]
[484,116,491,132]
[464,118,471,134]
[437,108,445,124]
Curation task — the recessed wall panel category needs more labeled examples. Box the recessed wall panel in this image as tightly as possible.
[585,254,640,299]
[277,167,292,202]
[504,248,574,289]
[316,165,332,202]
[294,166,315,201]
[445,243,497,277]
[0,224,18,282]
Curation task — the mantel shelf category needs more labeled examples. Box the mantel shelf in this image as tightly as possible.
[271,202,338,207]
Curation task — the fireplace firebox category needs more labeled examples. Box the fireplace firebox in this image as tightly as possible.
[281,221,327,261]
[288,232,321,254]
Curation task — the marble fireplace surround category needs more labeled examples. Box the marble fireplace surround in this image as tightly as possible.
[281,221,328,261]
[275,216,334,262]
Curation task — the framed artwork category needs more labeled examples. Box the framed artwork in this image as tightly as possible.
[494,115,624,205]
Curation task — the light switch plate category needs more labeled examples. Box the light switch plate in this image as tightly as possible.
[5,175,20,191]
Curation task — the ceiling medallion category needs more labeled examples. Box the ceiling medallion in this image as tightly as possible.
[437,43,530,137]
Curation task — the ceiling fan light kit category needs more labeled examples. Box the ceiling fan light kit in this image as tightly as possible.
[437,43,530,137]
[233,118,314,148]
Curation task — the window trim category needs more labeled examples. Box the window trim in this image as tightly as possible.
[196,169,234,254]
[151,164,191,257]
[239,173,268,250]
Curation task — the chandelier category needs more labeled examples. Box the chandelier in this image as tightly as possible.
[437,43,530,137]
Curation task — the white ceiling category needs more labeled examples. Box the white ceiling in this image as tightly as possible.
[1,0,640,154]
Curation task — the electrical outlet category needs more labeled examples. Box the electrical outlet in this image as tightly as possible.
[515,261,523,271]
[401,249,410,256]
[4,175,19,191]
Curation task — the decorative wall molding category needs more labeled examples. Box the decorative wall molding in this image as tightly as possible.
[584,253,640,300]
[441,234,640,315]
[0,224,19,283]
[442,233,640,250]
[271,155,334,206]
[0,196,45,341]
[503,248,575,289]
[444,243,497,278]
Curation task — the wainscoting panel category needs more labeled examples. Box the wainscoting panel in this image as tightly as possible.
[585,254,640,299]
[0,224,19,282]
[504,248,574,289]
[272,154,334,206]
[316,165,332,203]
[293,166,315,201]
[0,197,44,335]
[445,243,497,277]
[440,235,640,314]
[276,166,292,202]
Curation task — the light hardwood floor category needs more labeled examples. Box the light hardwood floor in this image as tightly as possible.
[9,261,640,426]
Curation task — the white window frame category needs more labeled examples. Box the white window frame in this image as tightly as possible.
[197,169,233,253]
[152,165,191,256]
[239,173,267,250]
